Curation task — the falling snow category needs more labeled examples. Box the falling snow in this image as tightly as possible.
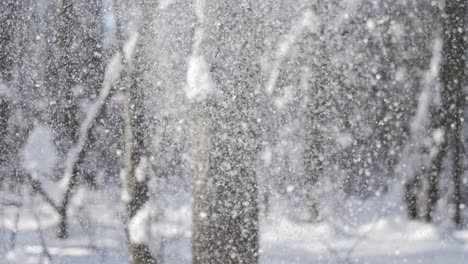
[1,0,467,263]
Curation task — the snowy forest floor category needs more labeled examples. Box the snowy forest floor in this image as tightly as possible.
[1,183,468,264]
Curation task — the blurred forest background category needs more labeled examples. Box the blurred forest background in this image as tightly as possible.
[0,0,467,263]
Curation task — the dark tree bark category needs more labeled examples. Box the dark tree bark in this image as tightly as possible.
[426,0,466,224]
[50,0,79,146]
[41,0,106,239]
[45,0,79,238]
[0,0,19,83]
[122,1,157,263]
[0,1,19,184]
[404,170,424,220]
[0,98,11,168]
[123,42,155,263]
[442,0,466,228]
[303,109,322,222]
[0,0,14,168]
[426,110,448,222]
[191,1,262,263]
[123,39,156,264]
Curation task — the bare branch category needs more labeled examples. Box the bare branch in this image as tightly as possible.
[30,193,53,262]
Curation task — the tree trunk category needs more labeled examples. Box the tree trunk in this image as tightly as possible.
[53,0,105,239]
[48,0,79,239]
[0,96,12,189]
[445,0,466,227]
[121,0,157,262]
[425,120,447,222]
[453,121,463,227]
[123,41,155,262]
[0,0,19,83]
[404,171,423,220]
[0,98,11,166]
[303,107,322,222]
[191,1,262,263]
[426,0,466,223]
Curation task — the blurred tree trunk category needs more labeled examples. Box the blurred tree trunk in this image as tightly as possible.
[122,0,156,263]
[48,0,79,239]
[303,107,322,222]
[404,169,424,220]
[191,1,262,263]
[0,0,18,83]
[46,0,105,239]
[50,0,79,148]
[426,0,466,224]
[443,0,466,227]
[453,112,464,227]
[123,42,155,263]
[0,98,11,168]
[0,1,17,179]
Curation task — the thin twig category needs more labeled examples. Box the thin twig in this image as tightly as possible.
[30,193,53,263]
[9,205,21,250]
[25,173,60,213]
[0,199,22,207]
[320,202,396,263]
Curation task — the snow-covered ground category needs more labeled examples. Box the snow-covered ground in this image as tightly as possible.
[1,186,468,264]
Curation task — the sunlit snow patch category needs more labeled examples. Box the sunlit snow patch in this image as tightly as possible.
[186,55,214,102]
[129,201,152,244]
